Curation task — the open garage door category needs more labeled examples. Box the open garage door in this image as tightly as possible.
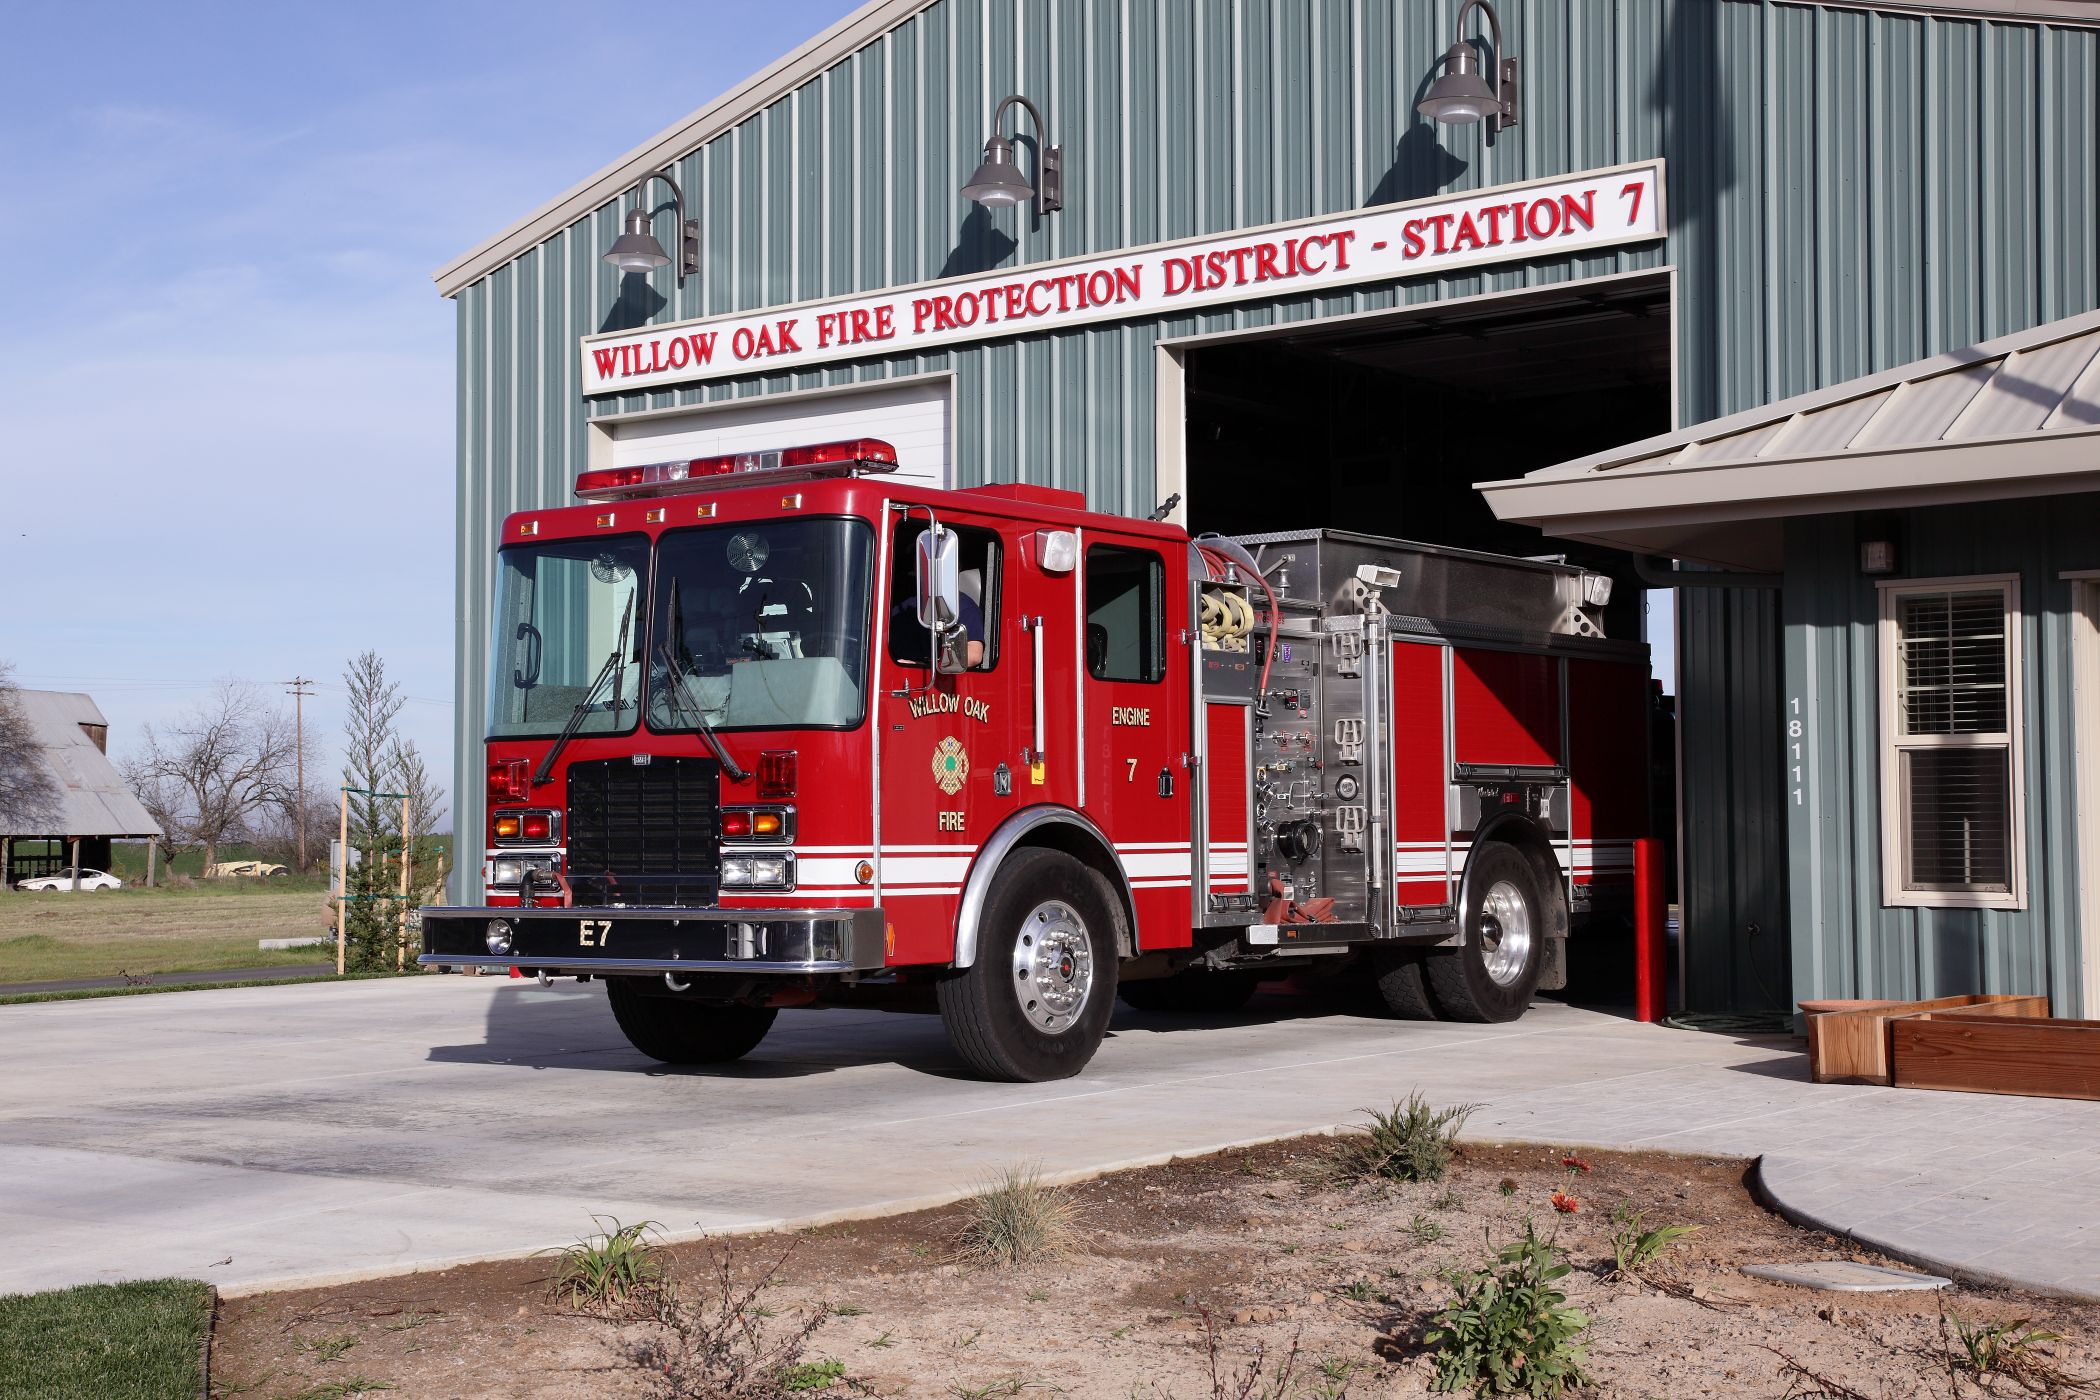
[1170,273,1706,1008]
[605,377,953,490]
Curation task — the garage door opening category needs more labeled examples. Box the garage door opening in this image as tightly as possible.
[1177,275,1671,641]
[1175,274,1675,1008]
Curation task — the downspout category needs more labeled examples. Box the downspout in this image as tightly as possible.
[1634,556,1780,589]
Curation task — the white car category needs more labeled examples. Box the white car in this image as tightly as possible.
[15,868,124,892]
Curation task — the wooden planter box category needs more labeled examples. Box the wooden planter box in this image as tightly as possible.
[1891,1014,2100,1102]
[1802,995,2050,1085]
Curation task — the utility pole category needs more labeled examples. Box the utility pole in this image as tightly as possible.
[284,676,315,872]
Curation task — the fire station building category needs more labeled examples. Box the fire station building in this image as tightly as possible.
[436,0,2100,1019]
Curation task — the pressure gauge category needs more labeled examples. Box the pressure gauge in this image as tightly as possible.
[1334,773,1361,801]
[726,531,770,573]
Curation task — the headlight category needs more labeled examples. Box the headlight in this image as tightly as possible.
[489,855,559,888]
[486,919,514,955]
[718,855,793,890]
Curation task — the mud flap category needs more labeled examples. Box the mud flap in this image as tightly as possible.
[1537,934,1569,992]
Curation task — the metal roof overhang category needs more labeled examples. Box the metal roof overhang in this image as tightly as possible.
[1480,307,2100,571]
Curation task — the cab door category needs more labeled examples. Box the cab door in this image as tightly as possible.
[1078,539,1192,951]
[873,509,1017,964]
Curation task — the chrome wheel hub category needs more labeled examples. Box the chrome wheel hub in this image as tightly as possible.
[1012,900,1093,1034]
[1477,879,1534,987]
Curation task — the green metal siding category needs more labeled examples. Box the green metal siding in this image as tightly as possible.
[1785,498,2100,1019]
[452,0,2100,974]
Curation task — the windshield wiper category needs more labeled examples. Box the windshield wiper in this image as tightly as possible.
[531,588,633,788]
[655,639,750,782]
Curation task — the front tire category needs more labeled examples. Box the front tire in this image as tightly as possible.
[605,978,778,1064]
[938,849,1120,1082]
[1425,842,1547,1023]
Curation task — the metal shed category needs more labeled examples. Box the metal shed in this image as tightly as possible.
[1,691,161,888]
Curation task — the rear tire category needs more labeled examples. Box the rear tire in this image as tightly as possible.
[1425,842,1546,1023]
[938,848,1120,1082]
[1118,970,1260,1014]
[1369,945,1438,1019]
[605,977,778,1064]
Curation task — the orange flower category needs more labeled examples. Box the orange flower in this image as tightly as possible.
[1550,1191,1581,1214]
[1560,1155,1592,1174]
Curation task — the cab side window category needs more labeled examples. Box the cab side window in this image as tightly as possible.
[887,518,1001,670]
[1085,544,1165,683]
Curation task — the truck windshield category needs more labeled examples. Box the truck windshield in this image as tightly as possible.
[648,518,874,732]
[487,537,647,739]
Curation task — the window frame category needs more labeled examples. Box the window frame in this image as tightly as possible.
[884,517,1002,673]
[1876,573,2026,910]
[1084,542,1168,685]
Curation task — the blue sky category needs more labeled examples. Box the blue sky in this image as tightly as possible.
[0,0,862,820]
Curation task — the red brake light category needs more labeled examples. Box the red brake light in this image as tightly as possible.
[721,811,753,838]
[758,750,797,799]
[521,813,551,840]
[488,758,528,804]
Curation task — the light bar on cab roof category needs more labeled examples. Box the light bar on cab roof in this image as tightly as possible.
[574,437,899,501]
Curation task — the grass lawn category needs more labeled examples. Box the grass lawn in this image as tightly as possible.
[0,1278,211,1400]
[0,880,340,984]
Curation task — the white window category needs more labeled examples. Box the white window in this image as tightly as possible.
[1878,575,2025,909]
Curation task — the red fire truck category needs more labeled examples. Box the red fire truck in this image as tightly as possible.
[421,439,1650,1081]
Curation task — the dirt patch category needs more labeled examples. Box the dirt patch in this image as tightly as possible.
[211,1138,2100,1398]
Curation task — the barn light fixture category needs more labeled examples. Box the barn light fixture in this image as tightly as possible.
[603,167,699,285]
[962,93,1063,216]
[1419,0,1519,134]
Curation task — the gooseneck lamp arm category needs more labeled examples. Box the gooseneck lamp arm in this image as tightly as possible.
[962,93,1064,216]
[603,168,701,286]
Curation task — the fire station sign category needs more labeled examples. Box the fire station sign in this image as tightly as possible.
[580,159,1665,395]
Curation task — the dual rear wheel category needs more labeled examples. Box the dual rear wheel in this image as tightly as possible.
[1372,841,1547,1023]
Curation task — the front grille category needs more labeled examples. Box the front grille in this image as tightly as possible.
[567,756,721,906]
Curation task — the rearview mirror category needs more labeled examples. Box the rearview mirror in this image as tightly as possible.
[915,525,960,629]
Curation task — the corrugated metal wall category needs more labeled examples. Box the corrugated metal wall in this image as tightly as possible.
[451,0,2100,1001]
[1664,4,2100,1011]
[1786,498,2099,1018]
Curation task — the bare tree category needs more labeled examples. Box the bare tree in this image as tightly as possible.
[0,661,59,830]
[122,682,296,870]
[389,737,449,905]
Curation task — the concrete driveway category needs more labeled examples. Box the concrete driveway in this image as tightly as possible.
[2,977,2096,1300]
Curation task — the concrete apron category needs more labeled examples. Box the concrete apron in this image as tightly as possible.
[0,980,2094,1301]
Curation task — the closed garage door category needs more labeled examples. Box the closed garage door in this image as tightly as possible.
[608,378,950,490]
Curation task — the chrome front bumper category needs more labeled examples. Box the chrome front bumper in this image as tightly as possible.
[418,904,886,974]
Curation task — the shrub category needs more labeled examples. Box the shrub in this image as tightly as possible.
[544,1216,666,1313]
[956,1165,1077,1266]
[1427,1224,1592,1397]
[1327,1094,1475,1185]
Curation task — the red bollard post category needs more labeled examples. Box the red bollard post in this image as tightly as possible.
[1634,837,1667,1022]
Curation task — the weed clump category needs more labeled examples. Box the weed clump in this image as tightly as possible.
[1942,1312,2093,1392]
[1427,1223,1592,1397]
[1606,1205,1697,1281]
[1326,1094,1475,1186]
[543,1216,666,1314]
[956,1165,1078,1266]
[626,1242,840,1399]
